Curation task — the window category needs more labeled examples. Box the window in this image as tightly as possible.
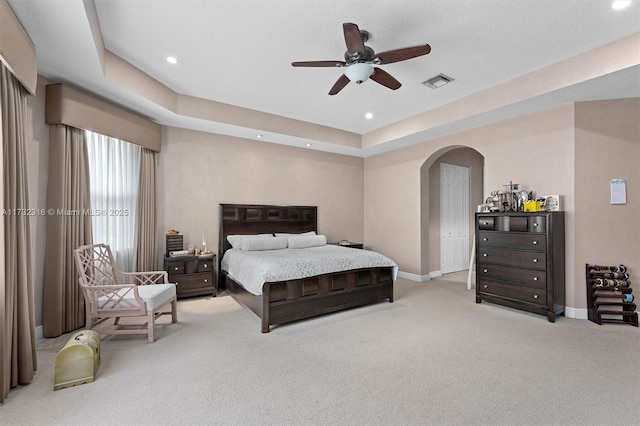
[85,131,141,271]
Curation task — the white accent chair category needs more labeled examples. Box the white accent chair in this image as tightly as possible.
[74,243,177,342]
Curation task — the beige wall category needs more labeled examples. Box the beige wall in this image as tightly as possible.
[365,104,578,303]
[366,104,575,271]
[364,148,423,273]
[156,127,365,266]
[574,98,640,309]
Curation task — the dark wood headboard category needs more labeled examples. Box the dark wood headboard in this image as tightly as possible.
[218,203,317,265]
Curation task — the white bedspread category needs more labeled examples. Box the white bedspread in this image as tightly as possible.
[221,245,398,296]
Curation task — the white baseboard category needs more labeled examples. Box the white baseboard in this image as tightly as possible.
[397,270,445,282]
[397,271,431,282]
[564,307,588,320]
[35,325,44,340]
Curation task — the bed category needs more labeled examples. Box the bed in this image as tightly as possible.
[218,204,397,332]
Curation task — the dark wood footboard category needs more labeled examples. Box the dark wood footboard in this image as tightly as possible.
[224,266,394,332]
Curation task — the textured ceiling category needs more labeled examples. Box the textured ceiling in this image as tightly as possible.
[7,0,640,156]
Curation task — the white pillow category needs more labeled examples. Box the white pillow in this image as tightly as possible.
[227,233,273,249]
[239,236,288,251]
[287,234,327,249]
[274,231,316,238]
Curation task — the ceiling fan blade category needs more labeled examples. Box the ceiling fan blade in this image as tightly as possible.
[291,60,346,67]
[374,44,431,64]
[370,68,402,90]
[329,74,350,95]
[343,22,366,57]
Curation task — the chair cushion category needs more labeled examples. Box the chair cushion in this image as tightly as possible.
[98,284,176,311]
[136,284,176,311]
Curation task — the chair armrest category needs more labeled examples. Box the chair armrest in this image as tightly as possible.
[121,271,169,285]
[83,284,146,313]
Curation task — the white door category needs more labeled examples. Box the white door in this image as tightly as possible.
[440,163,470,274]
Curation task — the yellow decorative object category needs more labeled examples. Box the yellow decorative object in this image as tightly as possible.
[54,330,101,391]
[524,200,541,212]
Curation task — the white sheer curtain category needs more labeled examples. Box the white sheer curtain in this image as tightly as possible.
[85,131,141,272]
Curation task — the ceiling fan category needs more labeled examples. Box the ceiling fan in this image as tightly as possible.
[291,22,431,95]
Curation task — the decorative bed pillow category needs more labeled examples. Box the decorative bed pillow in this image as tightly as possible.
[239,236,288,251]
[274,231,316,238]
[227,233,273,249]
[287,234,327,249]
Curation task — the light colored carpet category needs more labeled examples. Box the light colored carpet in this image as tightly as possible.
[2,272,639,425]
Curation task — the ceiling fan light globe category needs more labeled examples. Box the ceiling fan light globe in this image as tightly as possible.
[345,63,374,84]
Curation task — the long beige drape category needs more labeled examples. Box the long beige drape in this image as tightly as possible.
[0,62,37,403]
[135,148,157,271]
[42,125,92,338]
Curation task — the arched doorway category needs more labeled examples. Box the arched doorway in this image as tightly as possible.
[420,147,484,278]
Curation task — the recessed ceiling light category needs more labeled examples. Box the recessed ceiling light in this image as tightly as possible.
[306,143,312,147]
[166,56,178,64]
[256,134,263,138]
[612,0,632,9]
[364,112,373,119]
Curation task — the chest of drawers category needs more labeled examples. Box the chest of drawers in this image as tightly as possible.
[475,212,565,322]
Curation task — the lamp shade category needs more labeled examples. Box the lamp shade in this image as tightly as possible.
[344,63,374,84]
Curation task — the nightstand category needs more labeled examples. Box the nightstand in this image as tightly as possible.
[331,242,363,249]
[164,253,217,299]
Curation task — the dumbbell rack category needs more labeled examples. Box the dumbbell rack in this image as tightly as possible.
[586,264,638,327]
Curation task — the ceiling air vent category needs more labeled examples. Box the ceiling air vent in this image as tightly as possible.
[422,74,454,89]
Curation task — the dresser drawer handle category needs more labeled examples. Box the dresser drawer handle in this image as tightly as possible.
[483,238,488,242]
[533,294,539,299]
[532,241,538,245]
[533,259,538,263]
[203,263,208,268]
[483,284,488,289]
[174,267,179,271]
[483,269,488,273]
[482,253,488,257]
[534,223,538,227]
[533,277,538,281]
[204,279,208,283]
